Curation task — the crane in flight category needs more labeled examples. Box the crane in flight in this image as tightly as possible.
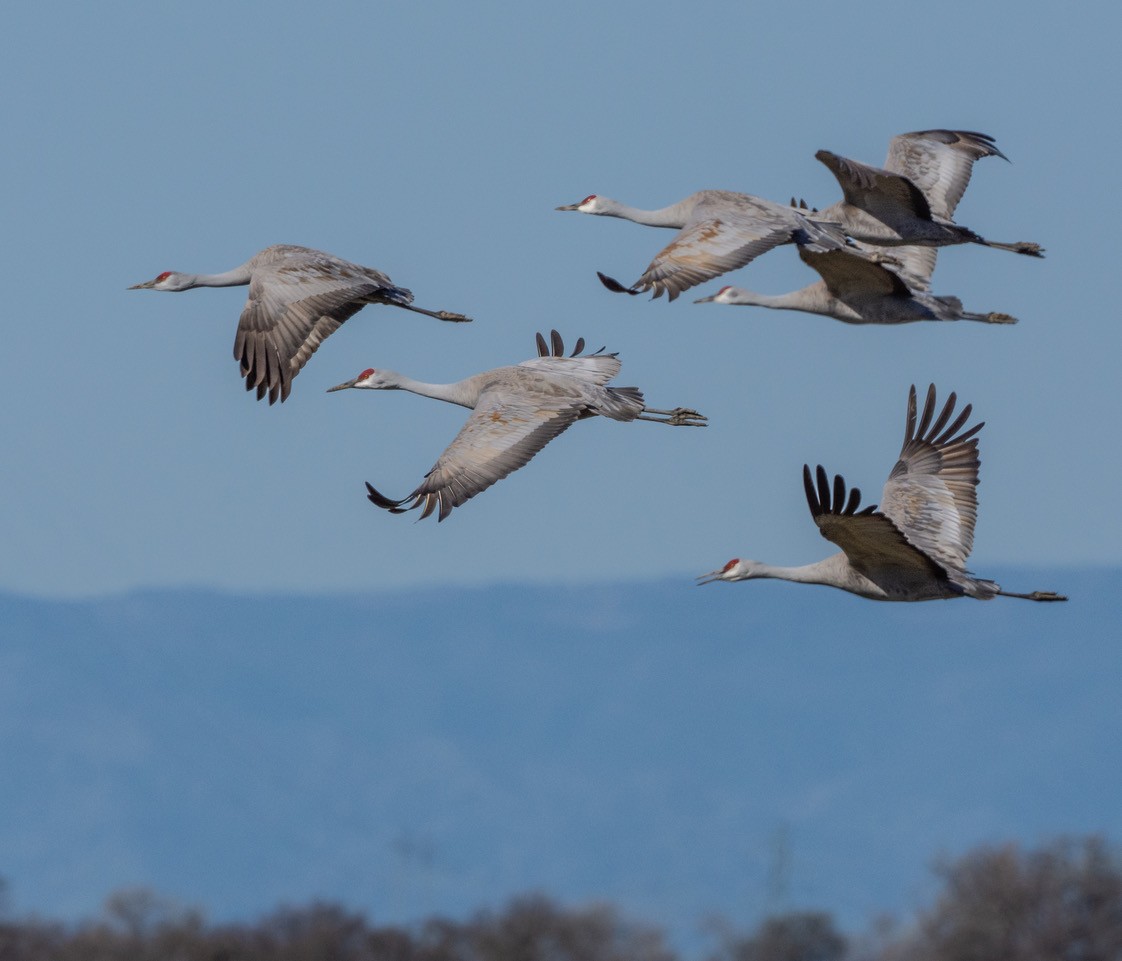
[327,330,707,521]
[811,129,1044,257]
[694,243,1018,325]
[555,190,848,301]
[130,244,471,404]
[698,385,1066,603]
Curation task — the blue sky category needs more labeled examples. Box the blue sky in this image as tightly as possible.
[2,0,1116,596]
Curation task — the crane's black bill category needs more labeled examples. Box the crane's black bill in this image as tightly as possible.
[326,378,358,392]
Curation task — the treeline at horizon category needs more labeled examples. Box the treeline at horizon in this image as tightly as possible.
[2,835,1120,961]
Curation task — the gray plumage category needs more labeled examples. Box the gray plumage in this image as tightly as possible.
[695,244,1017,325]
[327,330,707,521]
[813,130,1044,259]
[698,385,1066,603]
[556,190,848,301]
[129,244,471,404]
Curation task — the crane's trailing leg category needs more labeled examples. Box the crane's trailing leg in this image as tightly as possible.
[980,239,1045,258]
[394,304,473,322]
[977,312,1018,324]
[636,406,708,427]
[997,589,1068,602]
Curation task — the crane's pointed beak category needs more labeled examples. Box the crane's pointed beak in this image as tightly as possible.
[695,569,724,585]
[128,280,157,290]
[555,202,581,211]
[693,293,718,303]
[326,378,358,393]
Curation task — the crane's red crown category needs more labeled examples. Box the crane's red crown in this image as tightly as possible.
[358,368,376,380]
[580,195,597,205]
[156,271,173,282]
[717,286,733,295]
[723,558,739,572]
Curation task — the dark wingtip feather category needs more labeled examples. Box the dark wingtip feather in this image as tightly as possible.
[816,465,831,512]
[550,329,564,357]
[597,271,639,295]
[803,464,820,515]
[535,331,548,357]
[365,481,406,512]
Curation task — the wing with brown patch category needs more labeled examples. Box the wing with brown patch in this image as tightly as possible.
[366,388,584,521]
[630,193,817,300]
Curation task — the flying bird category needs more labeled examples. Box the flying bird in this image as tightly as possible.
[130,244,471,404]
[694,244,1018,325]
[556,190,848,301]
[698,385,1066,602]
[812,129,1044,258]
[327,330,708,521]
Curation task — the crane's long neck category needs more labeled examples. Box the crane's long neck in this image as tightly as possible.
[724,286,829,314]
[381,373,480,408]
[596,197,694,228]
[746,554,877,595]
[752,559,841,585]
[186,265,254,289]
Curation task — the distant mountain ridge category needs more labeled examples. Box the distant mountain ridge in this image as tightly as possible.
[1,570,1116,952]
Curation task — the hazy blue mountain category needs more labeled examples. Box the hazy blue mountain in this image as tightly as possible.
[1,569,1116,952]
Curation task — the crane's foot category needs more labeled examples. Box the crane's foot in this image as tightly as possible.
[869,251,903,268]
[638,406,708,427]
[437,311,472,322]
[985,312,1018,324]
[987,239,1045,258]
[1028,591,1068,602]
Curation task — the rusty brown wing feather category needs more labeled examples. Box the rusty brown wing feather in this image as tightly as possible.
[365,387,584,521]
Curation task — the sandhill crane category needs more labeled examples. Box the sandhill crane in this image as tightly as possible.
[694,244,1018,325]
[698,385,1066,602]
[812,130,1044,258]
[327,330,707,521]
[129,244,471,404]
[555,190,848,301]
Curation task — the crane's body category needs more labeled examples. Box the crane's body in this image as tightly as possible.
[328,330,707,521]
[130,244,471,404]
[696,245,1017,326]
[699,385,1066,603]
[556,190,848,301]
[813,130,1043,257]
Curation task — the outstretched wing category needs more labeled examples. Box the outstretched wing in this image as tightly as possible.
[885,130,1007,221]
[797,246,914,299]
[365,384,584,521]
[234,252,409,404]
[879,384,984,572]
[518,329,621,385]
[816,149,934,223]
[632,194,812,301]
[803,464,952,590]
